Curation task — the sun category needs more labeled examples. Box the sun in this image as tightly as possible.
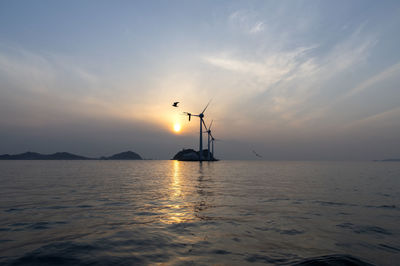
[173,123,181,133]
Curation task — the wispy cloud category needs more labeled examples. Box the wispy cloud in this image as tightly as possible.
[229,10,265,34]
[249,21,265,34]
[0,46,125,126]
[201,24,381,139]
[343,62,400,99]
[203,46,316,93]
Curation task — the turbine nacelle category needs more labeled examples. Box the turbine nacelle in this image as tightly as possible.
[183,112,192,121]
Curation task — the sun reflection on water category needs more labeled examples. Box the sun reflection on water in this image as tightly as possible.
[172,160,181,198]
[159,160,193,224]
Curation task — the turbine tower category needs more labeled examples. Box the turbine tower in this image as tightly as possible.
[211,135,215,159]
[205,120,213,161]
[183,101,211,161]
[209,133,219,160]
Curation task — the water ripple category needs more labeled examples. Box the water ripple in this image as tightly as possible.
[336,223,391,235]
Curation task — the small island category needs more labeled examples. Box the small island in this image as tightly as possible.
[172,149,217,161]
[100,151,142,160]
[374,158,400,162]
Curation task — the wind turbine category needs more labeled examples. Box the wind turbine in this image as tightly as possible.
[203,120,220,161]
[183,101,211,161]
[205,120,213,161]
[210,133,221,161]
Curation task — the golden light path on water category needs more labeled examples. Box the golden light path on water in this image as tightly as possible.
[160,160,193,224]
[172,160,182,199]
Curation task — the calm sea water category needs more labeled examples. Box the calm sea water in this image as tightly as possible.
[0,160,399,265]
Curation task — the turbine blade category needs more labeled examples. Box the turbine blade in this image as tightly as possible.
[208,120,213,130]
[202,119,208,130]
[201,99,212,114]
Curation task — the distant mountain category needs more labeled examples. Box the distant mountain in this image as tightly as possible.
[375,158,400,162]
[102,151,142,160]
[48,152,89,160]
[0,152,89,160]
[0,151,143,160]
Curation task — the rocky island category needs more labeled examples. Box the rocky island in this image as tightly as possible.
[374,158,400,162]
[100,151,142,160]
[172,149,218,161]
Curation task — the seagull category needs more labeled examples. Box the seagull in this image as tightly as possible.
[172,102,179,107]
[252,150,263,158]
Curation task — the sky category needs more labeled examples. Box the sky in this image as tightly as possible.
[0,0,400,160]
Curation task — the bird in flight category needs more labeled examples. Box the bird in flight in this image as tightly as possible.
[252,150,263,158]
[172,102,179,107]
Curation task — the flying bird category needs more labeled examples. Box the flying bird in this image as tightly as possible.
[252,150,263,158]
[172,102,179,107]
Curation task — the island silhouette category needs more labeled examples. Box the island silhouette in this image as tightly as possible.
[0,151,142,160]
[172,148,217,161]
[0,149,220,161]
[373,158,400,162]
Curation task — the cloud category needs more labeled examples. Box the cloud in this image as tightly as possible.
[202,45,316,93]
[249,21,265,34]
[0,46,132,127]
[343,62,400,99]
[228,10,265,34]
[200,24,382,142]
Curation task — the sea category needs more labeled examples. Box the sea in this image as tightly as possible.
[0,160,399,265]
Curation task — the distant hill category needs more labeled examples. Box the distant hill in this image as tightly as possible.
[101,151,142,160]
[0,151,143,160]
[0,152,89,160]
[374,158,400,162]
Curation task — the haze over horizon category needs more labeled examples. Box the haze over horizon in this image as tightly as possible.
[1,0,400,160]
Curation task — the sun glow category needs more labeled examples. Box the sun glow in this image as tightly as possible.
[173,123,181,133]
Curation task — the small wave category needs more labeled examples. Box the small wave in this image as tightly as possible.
[27,222,51,230]
[292,254,374,265]
[77,205,93,208]
[212,249,231,255]
[39,205,70,210]
[365,204,396,210]
[336,223,391,235]
[376,193,391,198]
[135,211,158,216]
[246,254,290,264]
[254,227,304,235]
[9,221,68,231]
[167,222,199,234]
[261,198,291,203]
[2,242,103,266]
[10,222,29,227]
[314,201,356,207]
[103,201,128,206]
[4,208,25,212]
[378,244,400,253]
[280,229,304,235]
